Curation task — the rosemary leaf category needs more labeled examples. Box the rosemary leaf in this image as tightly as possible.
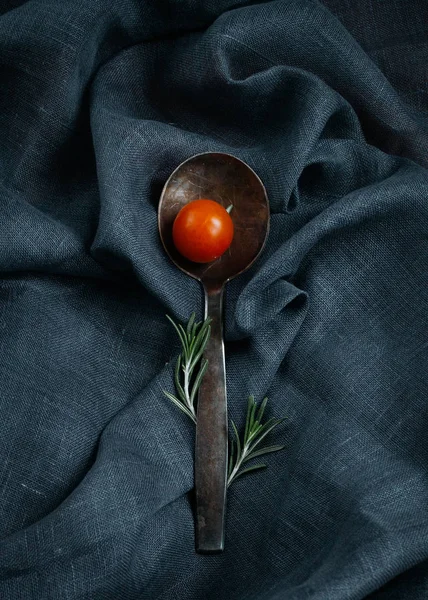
[177,324,190,355]
[228,437,235,476]
[186,312,196,336]
[163,390,196,423]
[256,396,268,423]
[249,397,258,435]
[188,318,208,358]
[164,314,287,489]
[243,445,285,463]
[247,419,286,454]
[189,325,211,373]
[166,315,189,358]
[227,397,285,487]
[231,463,267,482]
[189,358,208,406]
[247,417,276,445]
[244,395,253,442]
[231,420,241,464]
[174,355,187,403]
[165,313,212,423]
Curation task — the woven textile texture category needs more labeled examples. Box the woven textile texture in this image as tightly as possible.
[0,0,427,598]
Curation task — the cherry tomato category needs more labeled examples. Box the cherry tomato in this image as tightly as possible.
[172,199,234,263]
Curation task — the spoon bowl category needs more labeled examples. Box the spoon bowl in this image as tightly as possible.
[158,152,269,553]
[159,152,269,285]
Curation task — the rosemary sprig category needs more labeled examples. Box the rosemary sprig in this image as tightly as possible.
[163,312,211,423]
[227,395,285,487]
[164,314,286,486]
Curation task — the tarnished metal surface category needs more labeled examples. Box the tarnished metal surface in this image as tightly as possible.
[159,152,269,553]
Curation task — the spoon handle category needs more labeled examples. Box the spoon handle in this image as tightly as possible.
[195,284,228,553]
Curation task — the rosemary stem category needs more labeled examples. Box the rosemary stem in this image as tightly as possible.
[183,365,195,418]
[227,443,249,487]
[165,314,286,488]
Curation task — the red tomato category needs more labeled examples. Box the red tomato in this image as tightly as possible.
[172,199,234,263]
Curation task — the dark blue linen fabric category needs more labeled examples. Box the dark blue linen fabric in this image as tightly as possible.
[0,0,427,598]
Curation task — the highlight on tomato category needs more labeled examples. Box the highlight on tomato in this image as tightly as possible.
[172,199,234,264]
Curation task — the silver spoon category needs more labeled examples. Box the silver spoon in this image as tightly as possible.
[158,152,269,553]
